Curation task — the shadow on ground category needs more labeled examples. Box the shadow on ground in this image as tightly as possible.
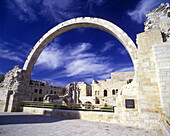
[0,112,77,125]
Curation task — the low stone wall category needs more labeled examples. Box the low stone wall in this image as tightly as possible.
[23,107,119,124]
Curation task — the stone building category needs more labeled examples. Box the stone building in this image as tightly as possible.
[77,82,92,104]
[62,72,134,108]
[28,80,61,102]
[92,72,134,106]
[61,82,92,105]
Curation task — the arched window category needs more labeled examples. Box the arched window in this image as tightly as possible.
[112,89,115,95]
[104,90,107,97]
[95,91,97,95]
[34,89,38,93]
[116,89,118,93]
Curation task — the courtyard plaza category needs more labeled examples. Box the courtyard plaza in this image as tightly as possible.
[0,112,164,136]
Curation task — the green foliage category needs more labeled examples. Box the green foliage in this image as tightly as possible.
[22,102,114,113]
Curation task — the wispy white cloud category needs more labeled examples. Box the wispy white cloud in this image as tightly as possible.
[127,0,167,23]
[7,0,37,22]
[34,39,134,86]
[66,58,112,77]
[114,66,134,72]
[97,73,111,80]
[0,39,32,63]
[42,78,67,87]
[118,47,127,55]
[36,40,114,79]
[0,39,30,62]
[0,48,23,62]
[71,43,92,55]
[7,0,107,23]
[36,41,93,70]
[36,44,63,70]
[35,39,114,86]
[101,41,115,53]
[84,78,94,84]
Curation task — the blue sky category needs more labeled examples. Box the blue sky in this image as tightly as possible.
[0,0,169,86]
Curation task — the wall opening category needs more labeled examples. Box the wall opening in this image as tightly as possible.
[104,90,107,97]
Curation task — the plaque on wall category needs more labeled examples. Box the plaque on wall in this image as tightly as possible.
[125,99,135,108]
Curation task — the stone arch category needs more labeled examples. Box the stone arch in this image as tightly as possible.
[23,17,138,79]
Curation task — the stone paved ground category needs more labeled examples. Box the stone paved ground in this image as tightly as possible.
[0,112,164,136]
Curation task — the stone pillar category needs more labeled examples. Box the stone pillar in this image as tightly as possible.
[136,28,163,128]
[153,42,170,116]
[0,90,9,112]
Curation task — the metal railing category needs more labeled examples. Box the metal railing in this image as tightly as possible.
[157,107,170,127]
[160,112,170,127]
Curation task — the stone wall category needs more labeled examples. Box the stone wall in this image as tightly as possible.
[78,82,92,104]
[23,107,121,125]
[136,28,163,128]
[153,42,170,116]
[111,72,134,81]
[29,80,61,101]
[116,80,138,127]
[92,72,134,106]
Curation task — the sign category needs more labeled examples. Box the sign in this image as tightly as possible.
[125,99,135,108]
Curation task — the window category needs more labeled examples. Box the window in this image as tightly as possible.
[98,91,99,95]
[39,89,42,94]
[116,89,118,93]
[112,89,115,95]
[38,97,42,101]
[54,91,56,94]
[86,89,92,96]
[50,90,53,94]
[34,97,37,101]
[29,80,33,85]
[95,91,97,95]
[104,90,107,97]
[34,89,38,93]
[95,97,100,104]
[127,79,133,84]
